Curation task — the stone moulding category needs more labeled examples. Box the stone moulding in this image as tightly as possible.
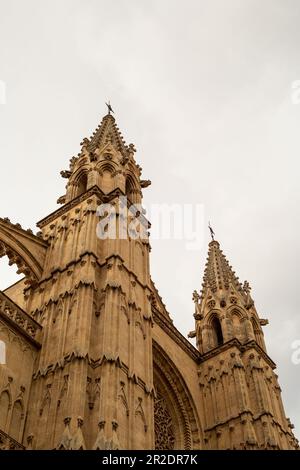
[199,338,276,370]
[153,308,200,362]
[0,291,42,347]
[0,428,25,450]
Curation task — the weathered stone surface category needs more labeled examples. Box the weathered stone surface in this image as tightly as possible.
[0,112,297,450]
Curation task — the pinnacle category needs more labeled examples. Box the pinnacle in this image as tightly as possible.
[201,239,243,297]
[86,112,129,155]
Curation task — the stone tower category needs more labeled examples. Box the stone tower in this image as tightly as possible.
[192,240,298,449]
[22,112,154,449]
[0,111,298,450]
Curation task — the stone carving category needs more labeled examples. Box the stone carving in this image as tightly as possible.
[93,420,106,450]
[0,241,38,286]
[135,309,146,339]
[56,417,72,450]
[140,180,151,188]
[71,417,86,450]
[0,108,297,452]
[39,383,51,416]
[135,397,147,432]
[86,377,101,410]
[0,292,41,341]
[0,428,24,450]
[118,381,129,416]
[154,389,175,450]
[192,290,203,320]
[57,375,69,408]
[120,292,129,323]
[243,281,254,310]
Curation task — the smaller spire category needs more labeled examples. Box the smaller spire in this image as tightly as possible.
[87,110,129,155]
[201,239,243,296]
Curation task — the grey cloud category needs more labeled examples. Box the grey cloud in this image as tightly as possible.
[0,0,299,436]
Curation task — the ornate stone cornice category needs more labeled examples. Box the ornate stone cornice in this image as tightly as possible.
[0,217,47,247]
[0,428,25,450]
[27,251,153,299]
[150,278,171,319]
[24,252,99,296]
[204,409,296,441]
[199,338,242,362]
[240,340,276,369]
[37,186,104,228]
[101,254,152,291]
[153,309,200,362]
[32,351,155,397]
[37,183,150,230]
[0,291,42,347]
[199,338,276,369]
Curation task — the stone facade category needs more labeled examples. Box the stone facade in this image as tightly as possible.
[0,112,298,450]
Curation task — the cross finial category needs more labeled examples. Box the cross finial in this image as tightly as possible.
[208,221,215,241]
[105,101,114,115]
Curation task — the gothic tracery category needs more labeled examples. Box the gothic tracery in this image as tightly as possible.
[154,389,175,450]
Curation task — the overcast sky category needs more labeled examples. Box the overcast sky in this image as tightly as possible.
[0,0,299,438]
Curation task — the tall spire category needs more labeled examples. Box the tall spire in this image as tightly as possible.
[200,240,243,299]
[192,237,263,355]
[58,109,142,205]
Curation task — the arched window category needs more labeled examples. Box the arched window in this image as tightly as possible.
[77,173,88,197]
[0,390,10,430]
[232,312,242,341]
[9,400,23,441]
[0,339,6,364]
[251,318,264,349]
[154,388,175,450]
[211,316,223,347]
[153,342,200,450]
[125,178,134,197]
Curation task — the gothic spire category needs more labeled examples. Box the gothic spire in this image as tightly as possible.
[200,240,244,300]
[85,113,131,155]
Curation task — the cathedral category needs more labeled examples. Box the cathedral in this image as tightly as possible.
[0,111,298,450]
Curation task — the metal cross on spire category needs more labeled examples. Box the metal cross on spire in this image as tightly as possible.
[105,101,114,115]
[208,221,215,241]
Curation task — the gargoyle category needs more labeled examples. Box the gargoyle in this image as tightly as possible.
[140,180,151,188]
[60,170,71,179]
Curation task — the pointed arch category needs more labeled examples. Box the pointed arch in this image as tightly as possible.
[202,310,224,351]
[97,162,117,193]
[125,174,140,203]
[73,170,88,197]
[231,312,242,340]
[125,175,135,195]
[227,306,245,320]
[9,399,24,442]
[97,161,117,175]
[69,167,90,199]
[228,308,245,342]
[153,341,202,450]
[77,173,88,196]
[251,317,264,349]
[0,390,11,430]
[226,305,253,343]
[211,316,224,347]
